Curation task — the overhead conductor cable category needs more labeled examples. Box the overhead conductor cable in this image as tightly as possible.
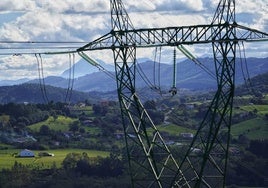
[35,53,49,103]
[177,45,216,79]
[65,53,75,103]
[78,51,115,80]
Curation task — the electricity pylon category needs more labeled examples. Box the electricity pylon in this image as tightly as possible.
[78,0,268,187]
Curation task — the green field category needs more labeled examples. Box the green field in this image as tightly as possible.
[28,115,101,135]
[231,117,268,140]
[156,124,195,136]
[231,103,268,140]
[240,104,268,115]
[28,115,76,132]
[0,148,109,170]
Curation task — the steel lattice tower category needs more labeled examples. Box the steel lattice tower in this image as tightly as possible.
[78,0,268,187]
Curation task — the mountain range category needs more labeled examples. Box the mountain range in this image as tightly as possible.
[61,58,114,79]
[0,57,267,92]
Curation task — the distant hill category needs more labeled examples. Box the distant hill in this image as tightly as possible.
[0,68,267,104]
[29,72,117,92]
[236,71,268,95]
[61,58,114,78]
[0,57,267,92]
[0,78,30,86]
[0,83,100,104]
[45,57,268,92]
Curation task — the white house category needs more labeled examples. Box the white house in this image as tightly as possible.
[19,149,35,157]
[180,133,194,139]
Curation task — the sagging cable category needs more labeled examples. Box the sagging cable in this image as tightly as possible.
[35,53,49,103]
[65,53,75,103]
[78,51,115,80]
[177,45,216,80]
[238,42,256,96]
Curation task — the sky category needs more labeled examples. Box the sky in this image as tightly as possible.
[0,0,267,80]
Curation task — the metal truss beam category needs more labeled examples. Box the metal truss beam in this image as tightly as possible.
[78,24,268,51]
[77,0,268,187]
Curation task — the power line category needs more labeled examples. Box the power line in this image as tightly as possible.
[0,40,87,55]
[35,53,49,103]
[0,50,78,56]
[0,41,87,44]
[65,53,75,103]
[0,46,82,50]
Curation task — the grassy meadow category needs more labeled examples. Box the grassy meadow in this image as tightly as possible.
[231,103,268,140]
[28,115,76,132]
[0,148,109,170]
[240,104,268,115]
[28,115,101,134]
[231,117,268,140]
[156,124,195,136]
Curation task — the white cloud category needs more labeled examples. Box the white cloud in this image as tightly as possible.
[0,0,267,80]
[143,0,205,12]
[0,54,77,80]
[236,0,267,14]
[0,23,26,41]
[0,55,37,79]
[0,0,36,12]
[179,0,204,11]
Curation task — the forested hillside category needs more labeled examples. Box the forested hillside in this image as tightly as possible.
[0,70,267,187]
[236,71,268,96]
[0,83,99,104]
[0,69,267,104]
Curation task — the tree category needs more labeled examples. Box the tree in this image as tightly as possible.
[79,127,86,134]
[39,125,50,135]
[2,161,33,187]
[92,104,102,115]
[265,113,268,120]
[247,140,268,158]
[62,152,89,170]
[69,121,80,134]
[92,104,107,116]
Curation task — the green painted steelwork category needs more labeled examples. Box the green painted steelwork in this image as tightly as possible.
[78,0,268,187]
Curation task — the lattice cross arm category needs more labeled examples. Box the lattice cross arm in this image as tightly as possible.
[78,23,268,52]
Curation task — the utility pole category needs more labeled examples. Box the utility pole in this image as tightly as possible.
[78,0,268,187]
